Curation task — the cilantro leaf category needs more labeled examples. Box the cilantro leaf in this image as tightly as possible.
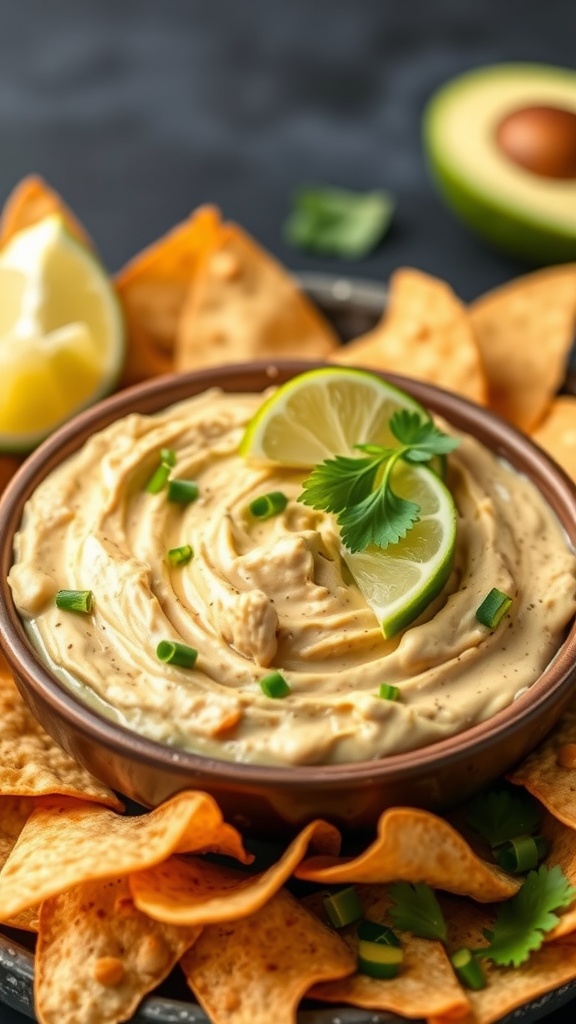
[299,452,388,515]
[284,186,395,260]
[466,786,542,848]
[298,413,459,554]
[480,865,575,967]
[390,410,461,462]
[388,882,447,942]
[337,477,420,551]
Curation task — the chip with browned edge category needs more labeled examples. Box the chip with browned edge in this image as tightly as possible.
[469,263,576,433]
[0,174,92,250]
[531,395,576,482]
[333,266,487,404]
[174,222,338,370]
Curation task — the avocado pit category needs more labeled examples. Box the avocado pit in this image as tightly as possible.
[495,104,576,179]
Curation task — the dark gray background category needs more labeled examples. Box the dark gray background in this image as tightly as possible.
[1,1,576,1021]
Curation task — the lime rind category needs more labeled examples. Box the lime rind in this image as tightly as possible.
[342,463,457,638]
[240,366,432,467]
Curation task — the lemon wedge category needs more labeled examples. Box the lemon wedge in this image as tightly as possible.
[0,215,124,452]
[241,367,457,636]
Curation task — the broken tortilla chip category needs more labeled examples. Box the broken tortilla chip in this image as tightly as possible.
[507,709,576,829]
[174,222,338,370]
[0,174,92,250]
[307,884,471,1019]
[0,790,251,922]
[295,806,519,901]
[333,266,487,404]
[531,394,576,482]
[0,668,122,809]
[180,886,355,1024]
[433,893,576,1024]
[35,876,199,1024]
[115,204,222,385]
[469,263,576,433]
[130,817,339,926]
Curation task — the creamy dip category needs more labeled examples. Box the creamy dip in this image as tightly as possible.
[8,389,576,766]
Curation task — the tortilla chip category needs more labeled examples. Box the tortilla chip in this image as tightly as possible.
[469,264,576,432]
[35,876,199,1024]
[130,818,340,925]
[333,267,487,404]
[531,395,576,481]
[307,885,470,1019]
[115,205,222,385]
[295,807,519,901]
[174,222,339,370]
[180,887,355,1024]
[0,790,251,922]
[431,894,576,1024]
[0,668,122,809]
[507,709,576,828]
[0,174,92,250]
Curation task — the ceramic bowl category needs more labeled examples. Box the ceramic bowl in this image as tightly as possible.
[1,353,576,836]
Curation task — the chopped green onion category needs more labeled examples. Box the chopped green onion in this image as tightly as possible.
[259,671,291,699]
[475,588,513,629]
[145,462,171,494]
[167,479,200,505]
[357,919,401,946]
[495,834,548,874]
[167,544,194,567]
[55,589,93,614]
[248,491,289,520]
[156,640,198,668]
[322,886,363,929]
[378,683,400,701]
[450,948,486,990]
[160,447,177,467]
[357,941,404,979]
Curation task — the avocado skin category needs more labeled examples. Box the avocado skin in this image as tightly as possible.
[422,64,576,265]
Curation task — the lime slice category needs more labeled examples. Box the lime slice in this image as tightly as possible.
[240,366,432,467]
[241,367,458,637]
[343,462,457,638]
[0,215,124,452]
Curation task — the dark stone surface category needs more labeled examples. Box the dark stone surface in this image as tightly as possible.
[0,2,575,1020]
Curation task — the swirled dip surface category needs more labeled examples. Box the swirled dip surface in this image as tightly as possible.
[9,389,576,766]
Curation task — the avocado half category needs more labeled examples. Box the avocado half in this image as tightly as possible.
[423,63,576,263]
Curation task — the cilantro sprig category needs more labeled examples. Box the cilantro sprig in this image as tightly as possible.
[465,786,542,849]
[480,865,575,967]
[299,410,459,553]
[388,882,447,942]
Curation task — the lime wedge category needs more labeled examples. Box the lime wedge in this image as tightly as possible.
[240,366,432,467]
[241,367,458,637]
[343,462,457,637]
[0,215,124,452]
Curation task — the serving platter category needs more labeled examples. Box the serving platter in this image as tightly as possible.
[1,273,575,1024]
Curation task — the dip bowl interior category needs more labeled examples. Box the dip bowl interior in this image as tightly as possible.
[1,359,576,836]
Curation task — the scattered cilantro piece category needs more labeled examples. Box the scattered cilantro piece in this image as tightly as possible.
[388,882,447,942]
[284,186,394,260]
[466,786,542,849]
[479,865,575,967]
[299,410,458,553]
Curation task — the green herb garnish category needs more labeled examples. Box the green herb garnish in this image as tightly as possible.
[146,447,177,493]
[479,865,575,967]
[259,671,291,699]
[299,410,459,553]
[284,186,395,260]
[156,640,198,668]
[450,948,486,990]
[388,882,447,942]
[249,491,288,520]
[322,886,363,929]
[55,589,93,614]
[378,683,400,701]
[496,835,548,875]
[167,545,194,567]
[167,479,199,505]
[476,587,513,628]
[466,786,542,849]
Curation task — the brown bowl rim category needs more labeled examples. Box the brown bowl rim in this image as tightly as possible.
[1,358,576,790]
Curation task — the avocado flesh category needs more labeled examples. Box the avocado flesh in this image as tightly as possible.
[423,63,576,264]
